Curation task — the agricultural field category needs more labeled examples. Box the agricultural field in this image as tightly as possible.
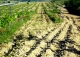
[0,1,80,57]
[0,2,38,43]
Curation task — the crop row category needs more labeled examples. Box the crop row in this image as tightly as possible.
[42,2,63,23]
[0,2,39,43]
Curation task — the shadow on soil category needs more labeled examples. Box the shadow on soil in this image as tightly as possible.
[58,39,80,55]
[65,7,80,16]
[65,47,80,55]
[48,15,55,22]
[16,34,23,40]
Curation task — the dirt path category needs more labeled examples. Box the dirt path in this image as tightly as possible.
[0,2,80,57]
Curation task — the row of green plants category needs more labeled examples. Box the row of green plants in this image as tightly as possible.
[0,2,38,43]
[0,3,27,27]
[0,2,36,27]
[42,2,63,23]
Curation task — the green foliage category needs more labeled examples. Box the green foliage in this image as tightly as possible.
[64,0,80,10]
[42,2,62,23]
[17,11,23,18]
[0,2,37,43]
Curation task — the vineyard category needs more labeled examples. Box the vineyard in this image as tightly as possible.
[0,1,80,57]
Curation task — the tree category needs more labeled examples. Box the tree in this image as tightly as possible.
[64,0,80,10]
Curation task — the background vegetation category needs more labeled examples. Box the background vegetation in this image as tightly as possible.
[64,0,80,10]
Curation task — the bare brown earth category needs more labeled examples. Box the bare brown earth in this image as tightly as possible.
[0,2,80,57]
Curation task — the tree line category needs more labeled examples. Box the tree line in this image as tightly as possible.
[64,0,80,10]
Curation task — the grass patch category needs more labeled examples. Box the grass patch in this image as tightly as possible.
[0,16,29,43]
[0,9,37,44]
